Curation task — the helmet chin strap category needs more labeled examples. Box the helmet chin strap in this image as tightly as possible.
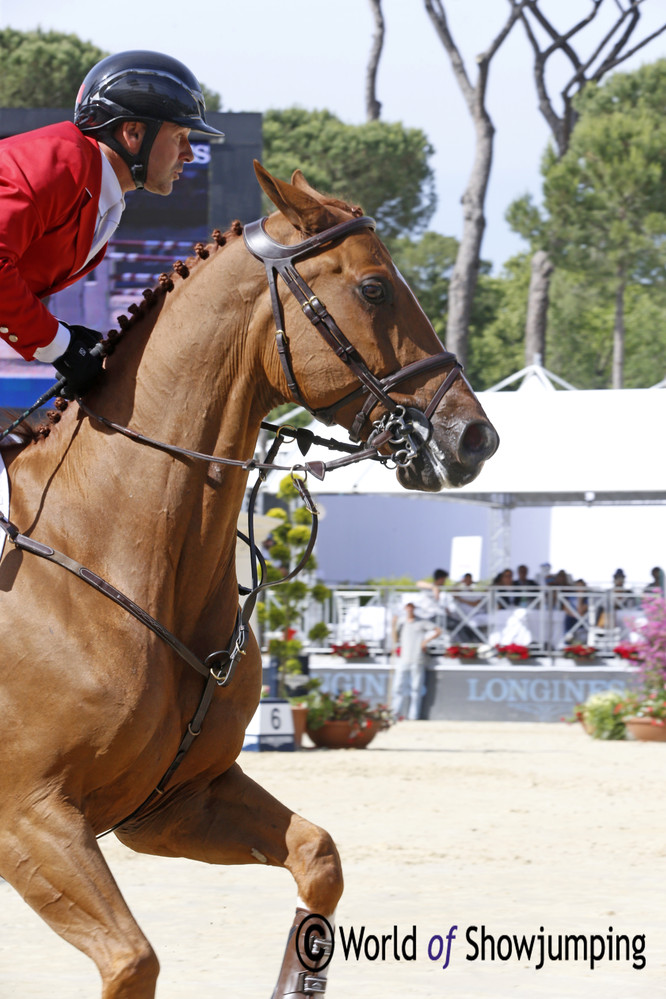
[97,120,162,190]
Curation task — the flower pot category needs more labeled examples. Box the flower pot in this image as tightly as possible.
[306,720,380,749]
[624,717,666,742]
[291,705,309,749]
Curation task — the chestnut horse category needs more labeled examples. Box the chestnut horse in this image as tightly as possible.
[0,163,498,997]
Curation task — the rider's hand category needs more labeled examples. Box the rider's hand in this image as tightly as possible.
[53,324,104,399]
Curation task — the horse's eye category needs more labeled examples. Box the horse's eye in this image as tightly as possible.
[360,279,386,304]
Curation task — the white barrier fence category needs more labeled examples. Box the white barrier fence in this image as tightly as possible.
[262,583,651,660]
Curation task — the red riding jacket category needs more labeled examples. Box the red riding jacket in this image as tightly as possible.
[0,121,104,361]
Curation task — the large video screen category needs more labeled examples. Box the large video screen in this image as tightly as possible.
[119,141,211,242]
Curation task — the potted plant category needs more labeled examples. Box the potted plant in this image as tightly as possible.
[562,643,598,665]
[615,595,666,741]
[330,641,371,661]
[444,644,481,662]
[257,475,331,699]
[613,642,641,662]
[495,643,532,663]
[571,689,627,740]
[303,687,396,749]
[615,689,666,741]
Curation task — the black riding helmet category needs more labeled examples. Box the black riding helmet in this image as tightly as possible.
[74,50,224,189]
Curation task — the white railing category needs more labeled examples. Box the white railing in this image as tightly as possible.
[261,583,650,660]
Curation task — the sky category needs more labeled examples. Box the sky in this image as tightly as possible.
[3,0,666,269]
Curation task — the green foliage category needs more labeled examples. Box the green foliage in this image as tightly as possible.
[265,403,313,430]
[200,84,222,113]
[292,507,312,525]
[365,575,415,587]
[310,582,332,603]
[0,28,221,113]
[260,481,330,690]
[308,621,331,643]
[465,258,530,390]
[506,58,666,388]
[0,28,107,107]
[262,107,436,239]
[286,525,311,549]
[302,687,396,733]
[579,690,627,740]
[276,474,303,502]
[265,507,287,521]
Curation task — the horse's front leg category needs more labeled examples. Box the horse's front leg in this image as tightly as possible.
[116,762,342,998]
[0,794,159,999]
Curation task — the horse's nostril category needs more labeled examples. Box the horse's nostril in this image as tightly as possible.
[460,421,498,460]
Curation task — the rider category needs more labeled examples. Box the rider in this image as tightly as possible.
[0,50,224,398]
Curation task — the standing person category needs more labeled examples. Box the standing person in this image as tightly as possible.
[0,49,223,398]
[391,602,441,720]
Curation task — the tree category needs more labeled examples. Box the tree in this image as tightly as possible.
[366,0,385,121]
[515,0,666,366]
[512,60,666,387]
[0,28,107,107]
[422,0,528,367]
[0,28,222,111]
[262,108,436,240]
[464,256,530,389]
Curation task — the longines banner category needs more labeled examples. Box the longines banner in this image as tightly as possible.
[306,662,637,723]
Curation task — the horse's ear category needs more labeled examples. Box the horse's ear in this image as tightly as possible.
[253,160,338,235]
[290,169,321,198]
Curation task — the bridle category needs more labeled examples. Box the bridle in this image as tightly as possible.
[243,214,464,466]
[0,210,467,836]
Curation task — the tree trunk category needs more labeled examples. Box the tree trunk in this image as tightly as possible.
[446,111,494,366]
[524,249,554,366]
[366,0,385,121]
[612,268,626,389]
[423,0,525,369]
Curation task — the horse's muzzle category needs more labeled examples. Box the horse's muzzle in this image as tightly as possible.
[396,416,499,492]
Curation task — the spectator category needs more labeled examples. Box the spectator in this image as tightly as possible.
[597,569,635,628]
[562,578,589,642]
[513,564,538,606]
[456,572,482,606]
[644,566,665,597]
[492,567,515,608]
[416,568,458,628]
[391,602,441,720]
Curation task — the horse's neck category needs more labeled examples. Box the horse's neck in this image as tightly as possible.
[14,245,274,635]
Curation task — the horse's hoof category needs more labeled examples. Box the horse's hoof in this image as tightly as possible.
[271,907,333,997]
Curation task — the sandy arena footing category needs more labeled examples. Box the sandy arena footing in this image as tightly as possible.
[0,720,663,999]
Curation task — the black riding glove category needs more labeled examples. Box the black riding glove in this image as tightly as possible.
[53,324,104,399]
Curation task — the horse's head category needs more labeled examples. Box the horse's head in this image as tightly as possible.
[249,162,498,491]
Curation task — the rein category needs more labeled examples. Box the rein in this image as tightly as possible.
[0,210,465,835]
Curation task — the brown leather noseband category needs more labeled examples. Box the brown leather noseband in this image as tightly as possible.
[243,216,463,452]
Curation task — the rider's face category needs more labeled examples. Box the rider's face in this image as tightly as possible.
[145,122,194,196]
